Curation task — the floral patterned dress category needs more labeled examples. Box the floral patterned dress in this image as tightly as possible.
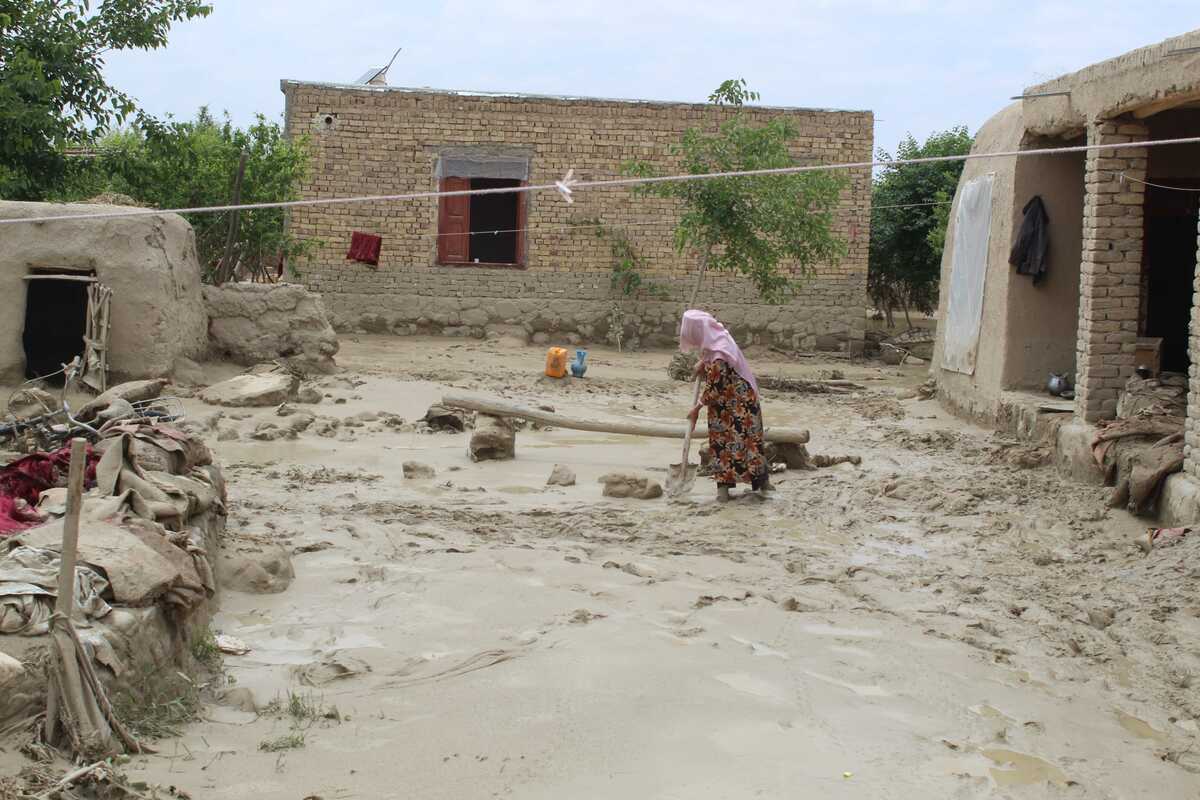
[701,359,768,489]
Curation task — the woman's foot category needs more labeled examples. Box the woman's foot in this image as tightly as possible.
[717,486,732,503]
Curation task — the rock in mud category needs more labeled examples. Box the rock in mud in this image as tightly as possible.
[216,545,295,594]
[470,414,516,461]
[599,472,663,499]
[251,414,313,441]
[313,417,341,438]
[423,404,468,432]
[546,464,576,487]
[296,384,323,404]
[216,425,240,442]
[403,461,436,479]
[200,372,298,407]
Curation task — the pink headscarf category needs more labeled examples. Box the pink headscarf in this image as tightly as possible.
[678,310,759,396]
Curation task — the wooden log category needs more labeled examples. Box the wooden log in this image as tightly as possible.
[442,392,811,444]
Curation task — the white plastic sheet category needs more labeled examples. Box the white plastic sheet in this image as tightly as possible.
[941,173,995,375]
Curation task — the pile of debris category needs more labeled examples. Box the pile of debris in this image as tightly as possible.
[1093,374,1189,516]
[0,382,225,740]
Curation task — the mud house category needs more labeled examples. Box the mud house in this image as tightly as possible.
[930,32,1200,490]
[280,78,873,349]
[0,202,208,385]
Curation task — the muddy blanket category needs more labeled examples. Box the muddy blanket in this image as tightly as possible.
[2,428,221,625]
[1092,415,1184,516]
[1117,374,1187,419]
[0,546,112,635]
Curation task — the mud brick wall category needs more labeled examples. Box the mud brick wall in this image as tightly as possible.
[280,81,873,349]
[1075,120,1148,422]
[1186,213,1200,478]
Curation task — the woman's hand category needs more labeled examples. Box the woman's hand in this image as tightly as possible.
[686,405,702,426]
[693,360,705,376]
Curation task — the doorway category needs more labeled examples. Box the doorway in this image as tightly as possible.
[1141,184,1200,374]
[22,273,93,382]
[468,178,522,264]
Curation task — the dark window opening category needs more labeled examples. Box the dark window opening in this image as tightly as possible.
[1142,183,1199,374]
[469,178,520,264]
[23,275,92,383]
[437,176,526,266]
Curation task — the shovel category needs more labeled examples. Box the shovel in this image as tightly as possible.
[666,377,703,497]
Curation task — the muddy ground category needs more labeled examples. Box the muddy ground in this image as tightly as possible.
[4,334,1200,799]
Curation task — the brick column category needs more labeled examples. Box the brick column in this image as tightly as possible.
[1075,120,1148,422]
[1185,216,1200,478]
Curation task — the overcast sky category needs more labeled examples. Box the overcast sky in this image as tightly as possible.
[103,1,1198,156]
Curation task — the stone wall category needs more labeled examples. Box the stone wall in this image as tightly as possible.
[1074,120,1148,422]
[203,282,339,372]
[281,82,873,348]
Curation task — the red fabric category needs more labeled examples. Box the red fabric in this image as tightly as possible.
[0,497,45,534]
[0,444,98,536]
[347,231,382,266]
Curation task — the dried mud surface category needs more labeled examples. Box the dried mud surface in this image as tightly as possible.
[4,334,1199,799]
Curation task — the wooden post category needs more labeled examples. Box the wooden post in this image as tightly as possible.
[218,150,249,285]
[44,437,89,744]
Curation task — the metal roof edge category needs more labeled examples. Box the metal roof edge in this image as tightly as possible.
[277,79,871,115]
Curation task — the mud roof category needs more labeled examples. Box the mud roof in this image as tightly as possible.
[1019,29,1200,136]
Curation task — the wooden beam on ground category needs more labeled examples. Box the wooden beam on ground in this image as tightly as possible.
[442,392,811,444]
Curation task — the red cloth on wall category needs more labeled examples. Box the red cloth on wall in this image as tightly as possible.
[347,231,382,266]
[0,444,98,535]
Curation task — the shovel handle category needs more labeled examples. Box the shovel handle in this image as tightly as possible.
[680,377,702,466]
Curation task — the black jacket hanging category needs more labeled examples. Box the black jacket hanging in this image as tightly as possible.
[1009,195,1050,285]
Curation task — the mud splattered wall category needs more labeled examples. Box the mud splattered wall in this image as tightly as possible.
[281,81,872,349]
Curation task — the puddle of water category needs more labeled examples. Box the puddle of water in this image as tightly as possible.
[799,623,882,638]
[982,749,1068,787]
[496,486,543,495]
[1116,710,1167,741]
[802,670,889,697]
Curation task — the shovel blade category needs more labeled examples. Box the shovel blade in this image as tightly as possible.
[665,462,698,496]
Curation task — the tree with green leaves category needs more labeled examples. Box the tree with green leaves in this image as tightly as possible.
[0,0,212,199]
[624,79,847,306]
[58,109,315,283]
[869,126,974,328]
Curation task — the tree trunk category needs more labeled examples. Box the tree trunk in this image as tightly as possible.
[686,249,711,311]
[442,392,811,444]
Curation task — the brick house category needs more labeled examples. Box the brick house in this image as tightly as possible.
[930,31,1200,502]
[280,78,872,349]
